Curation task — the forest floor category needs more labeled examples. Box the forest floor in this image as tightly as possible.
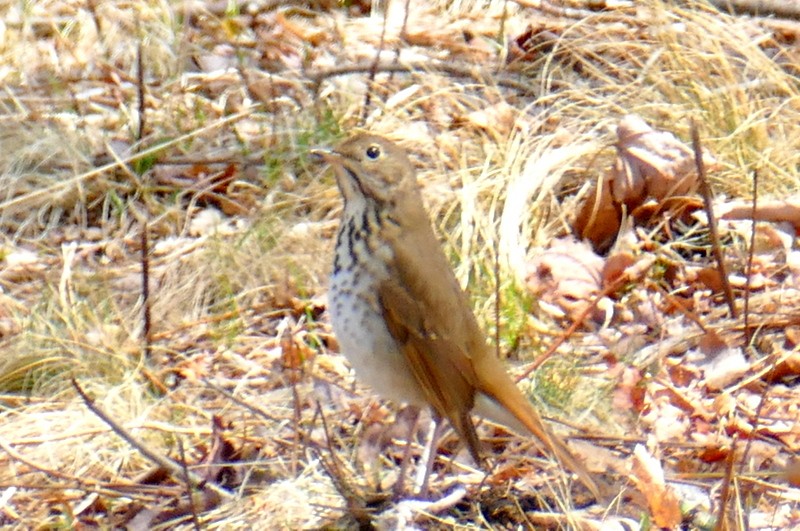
[0,0,799,528]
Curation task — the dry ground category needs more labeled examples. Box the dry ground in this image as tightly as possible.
[1,0,799,528]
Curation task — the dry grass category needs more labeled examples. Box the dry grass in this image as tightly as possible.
[1,0,799,527]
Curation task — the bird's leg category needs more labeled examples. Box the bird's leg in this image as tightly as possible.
[415,413,447,496]
[392,405,421,498]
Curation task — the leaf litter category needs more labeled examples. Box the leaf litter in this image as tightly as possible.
[0,0,799,528]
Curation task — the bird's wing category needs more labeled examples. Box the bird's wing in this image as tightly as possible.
[378,276,483,462]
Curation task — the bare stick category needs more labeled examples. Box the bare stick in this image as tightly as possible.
[71,379,233,501]
[141,223,152,361]
[308,61,538,96]
[400,0,412,41]
[310,401,376,526]
[737,373,770,531]
[713,434,738,531]
[177,438,202,531]
[519,262,650,378]
[743,170,758,349]
[136,42,146,141]
[691,120,737,318]
[202,379,283,422]
[362,2,389,123]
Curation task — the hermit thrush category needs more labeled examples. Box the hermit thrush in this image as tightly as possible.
[315,133,599,499]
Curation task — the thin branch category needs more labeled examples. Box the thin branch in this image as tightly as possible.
[520,259,652,377]
[361,2,389,123]
[310,402,376,528]
[141,222,152,361]
[308,61,539,96]
[736,371,771,531]
[691,119,737,318]
[0,109,254,216]
[743,170,758,349]
[714,434,738,531]
[202,379,284,423]
[177,438,202,531]
[0,436,159,495]
[136,41,146,142]
[71,379,233,502]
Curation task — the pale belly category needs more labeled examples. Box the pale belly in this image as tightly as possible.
[328,278,427,407]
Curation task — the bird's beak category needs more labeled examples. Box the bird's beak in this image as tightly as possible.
[310,148,343,166]
[311,148,360,201]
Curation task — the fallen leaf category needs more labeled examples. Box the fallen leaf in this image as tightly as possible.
[506,24,560,64]
[694,267,725,293]
[612,366,645,413]
[525,238,608,322]
[276,10,327,47]
[573,176,621,252]
[718,196,800,233]
[698,345,749,391]
[630,444,682,528]
[458,101,516,137]
[611,114,713,207]
[787,457,800,487]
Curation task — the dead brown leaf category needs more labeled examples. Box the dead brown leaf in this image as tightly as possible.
[458,101,516,137]
[601,251,636,290]
[695,267,724,293]
[525,238,606,322]
[573,175,620,252]
[630,444,682,528]
[719,197,800,233]
[612,366,645,413]
[276,11,328,47]
[506,24,560,64]
[611,114,713,207]
[574,115,718,251]
[764,351,800,382]
[787,457,800,487]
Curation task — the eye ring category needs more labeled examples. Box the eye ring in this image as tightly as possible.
[365,144,381,160]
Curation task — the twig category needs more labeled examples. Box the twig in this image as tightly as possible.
[400,0,412,42]
[737,377,770,531]
[71,379,233,501]
[201,379,284,423]
[691,119,737,318]
[177,438,202,531]
[136,41,146,141]
[653,284,709,333]
[308,61,539,96]
[141,222,152,361]
[0,436,140,493]
[0,109,254,216]
[362,3,389,123]
[521,278,622,376]
[743,170,758,349]
[311,401,376,527]
[714,434,738,531]
[704,0,800,20]
[519,259,651,378]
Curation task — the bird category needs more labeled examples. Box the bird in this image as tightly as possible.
[314,133,600,499]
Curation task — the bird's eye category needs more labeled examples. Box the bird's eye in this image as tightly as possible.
[365,145,381,160]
